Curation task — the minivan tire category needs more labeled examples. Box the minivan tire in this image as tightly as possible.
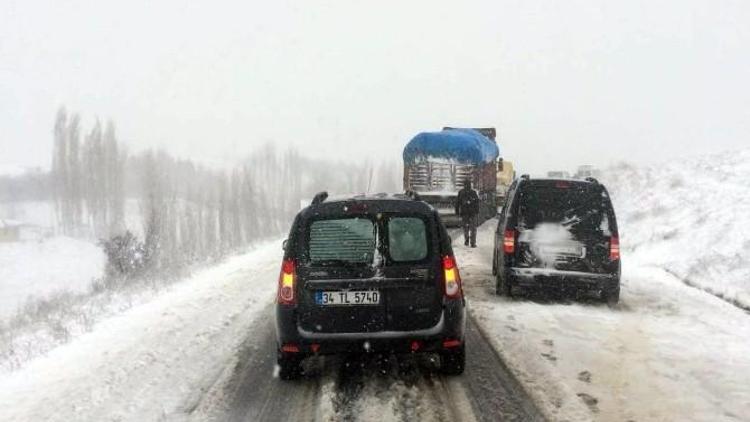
[601,285,620,306]
[492,250,498,276]
[495,273,512,297]
[278,353,303,380]
[440,344,466,375]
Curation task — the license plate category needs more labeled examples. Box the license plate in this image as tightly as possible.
[315,290,380,306]
[539,245,585,258]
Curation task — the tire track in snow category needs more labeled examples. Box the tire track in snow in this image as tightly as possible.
[202,311,543,422]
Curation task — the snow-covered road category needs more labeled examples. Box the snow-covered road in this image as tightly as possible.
[3,215,747,421]
[461,222,750,422]
[0,236,543,422]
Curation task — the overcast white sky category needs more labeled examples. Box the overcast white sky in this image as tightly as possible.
[1,0,749,175]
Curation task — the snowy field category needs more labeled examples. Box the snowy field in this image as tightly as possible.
[0,200,56,229]
[604,148,750,308]
[0,240,282,421]
[0,236,105,319]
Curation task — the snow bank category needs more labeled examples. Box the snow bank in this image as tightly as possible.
[459,223,750,422]
[0,240,282,421]
[0,236,105,319]
[604,148,750,308]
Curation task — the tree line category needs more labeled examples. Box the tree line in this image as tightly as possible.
[49,107,400,276]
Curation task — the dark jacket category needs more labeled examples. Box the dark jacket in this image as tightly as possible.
[455,187,480,217]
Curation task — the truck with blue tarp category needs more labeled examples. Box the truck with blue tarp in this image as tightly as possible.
[403,127,500,227]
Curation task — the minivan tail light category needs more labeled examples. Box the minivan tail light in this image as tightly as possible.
[610,236,620,261]
[442,255,462,299]
[277,258,296,305]
[503,229,516,254]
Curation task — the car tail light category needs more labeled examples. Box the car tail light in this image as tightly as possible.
[503,229,516,254]
[442,255,462,299]
[277,258,296,305]
[281,343,300,353]
[443,338,462,349]
[610,236,620,261]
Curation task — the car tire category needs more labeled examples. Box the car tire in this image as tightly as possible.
[492,249,498,276]
[496,272,512,297]
[440,344,466,375]
[601,285,620,306]
[278,353,303,380]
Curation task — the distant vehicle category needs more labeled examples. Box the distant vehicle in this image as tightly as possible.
[275,192,467,380]
[492,176,621,304]
[574,165,601,179]
[403,127,500,227]
[497,160,515,205]
[546,170,570,178]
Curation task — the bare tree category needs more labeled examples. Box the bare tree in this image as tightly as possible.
[67,113,83,235]
[52,107,68,233]
[104,120,125,235]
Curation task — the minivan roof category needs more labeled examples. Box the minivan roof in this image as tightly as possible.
[299,195,436,219]
[521,178,601,186]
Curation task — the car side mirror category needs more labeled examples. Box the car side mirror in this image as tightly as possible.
[282,239,288,251]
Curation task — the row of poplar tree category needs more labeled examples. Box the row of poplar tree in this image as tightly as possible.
[51,107,400,274]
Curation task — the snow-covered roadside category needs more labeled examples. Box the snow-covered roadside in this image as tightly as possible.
[0,239,283,422]
[604,149,750,309]
[458,223,750,422]
[0,236,105,319]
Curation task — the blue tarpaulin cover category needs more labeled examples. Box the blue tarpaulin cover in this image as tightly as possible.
[403,128,500,165]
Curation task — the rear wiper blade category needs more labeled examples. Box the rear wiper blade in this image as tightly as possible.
[312,259,370,267]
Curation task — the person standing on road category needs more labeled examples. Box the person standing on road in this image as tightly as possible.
[455,180,480,247]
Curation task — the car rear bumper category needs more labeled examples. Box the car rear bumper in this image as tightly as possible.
[509,267,619,290]
[275,300,465,356]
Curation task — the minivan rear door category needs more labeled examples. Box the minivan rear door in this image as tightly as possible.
[380,215,442,331]
[297,216,386,334]
[515,183,616,273]
[297,213,443,335]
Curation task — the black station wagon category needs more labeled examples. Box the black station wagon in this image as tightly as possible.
[275,192,466,379]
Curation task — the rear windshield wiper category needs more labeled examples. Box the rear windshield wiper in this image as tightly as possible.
[310,259,371,267]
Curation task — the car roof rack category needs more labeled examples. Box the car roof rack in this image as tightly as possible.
[311,191,328,205]
[585,177,599,184]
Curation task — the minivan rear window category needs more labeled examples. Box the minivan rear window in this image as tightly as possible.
[387,217,428,262]
[518,185,611,234]
[308,218,375,265]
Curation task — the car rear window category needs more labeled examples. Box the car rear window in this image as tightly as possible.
[387,217,428,262]
[308,218,375,264]
[518,184,612,235]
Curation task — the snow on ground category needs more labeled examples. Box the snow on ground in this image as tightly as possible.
[0,199,148,237]
[0,236,105,319]
[604,148,750,308]
[0,240,282,422]
[459,221,750,422]
[0,200,56,229]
